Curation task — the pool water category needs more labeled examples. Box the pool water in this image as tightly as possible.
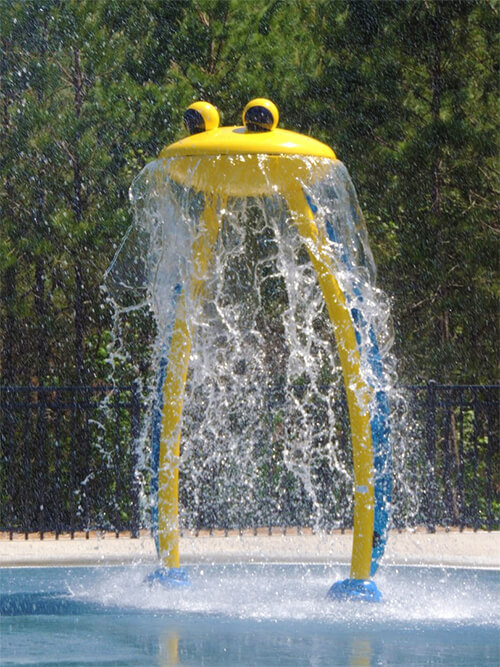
[1,564,499,666]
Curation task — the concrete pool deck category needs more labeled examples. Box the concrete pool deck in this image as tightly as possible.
[1,528,499,569]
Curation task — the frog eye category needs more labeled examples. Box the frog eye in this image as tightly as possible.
[183,102,220,135]
[242,98,279,132]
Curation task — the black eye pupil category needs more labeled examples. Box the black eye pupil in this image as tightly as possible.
[244,106,274,132]
[183,109,205,135]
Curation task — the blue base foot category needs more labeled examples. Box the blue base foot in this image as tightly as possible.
[326,578,382,602]
[145,567,190,589]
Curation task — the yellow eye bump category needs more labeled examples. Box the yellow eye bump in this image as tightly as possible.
[183,101,220,135]
[242,98,279,132]
[162,98,335,160]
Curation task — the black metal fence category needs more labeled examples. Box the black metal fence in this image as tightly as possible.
[0,384,142,538]
[0,382,498,537]
[402,383,499,532]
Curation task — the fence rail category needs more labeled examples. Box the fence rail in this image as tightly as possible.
[403,383,499,532]
[0,382,498,537]
[0,384,142,538]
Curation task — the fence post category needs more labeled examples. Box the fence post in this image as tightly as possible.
[3,388,16,538]
[130,381,142,538]
[23,392,33,538]
[69,391,77,538]
[471,389,480,531]
[486,392,497,531]
[424,380,437,532]
[36,388,48,539]
[457,389,466,531]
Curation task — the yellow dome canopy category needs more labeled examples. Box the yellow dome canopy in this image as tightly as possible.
[160,99,336,160]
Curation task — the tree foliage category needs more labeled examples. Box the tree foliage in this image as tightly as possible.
[0,0,498,386]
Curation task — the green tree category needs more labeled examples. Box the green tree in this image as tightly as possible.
[383,0,498,383]
[1,0,497,386]
[298,0,498,383]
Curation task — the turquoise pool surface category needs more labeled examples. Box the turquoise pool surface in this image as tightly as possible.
[1,564,499,666]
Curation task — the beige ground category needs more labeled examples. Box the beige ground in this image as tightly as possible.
[1,528,499,569]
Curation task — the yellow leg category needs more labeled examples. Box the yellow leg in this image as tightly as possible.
[158,195,221,568]
[158,292,190,568]
[286,187,374,581]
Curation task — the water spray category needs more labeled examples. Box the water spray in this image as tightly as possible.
[128,99,392,601]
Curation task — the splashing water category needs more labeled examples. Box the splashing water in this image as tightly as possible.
[2,565,499,666]
[106,154,413,535]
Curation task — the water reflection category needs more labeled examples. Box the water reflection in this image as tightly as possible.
[350,636,372,666]
[160,631,179,666]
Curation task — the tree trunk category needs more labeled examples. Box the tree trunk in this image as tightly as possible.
[71,45,86,385]
[1,265,18,385]
[74,260,85,384]
[429,3,453,364]
[1,40,18,385]
[430,3,443,215]
[33,14,50,386]
[34,255,49,384]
